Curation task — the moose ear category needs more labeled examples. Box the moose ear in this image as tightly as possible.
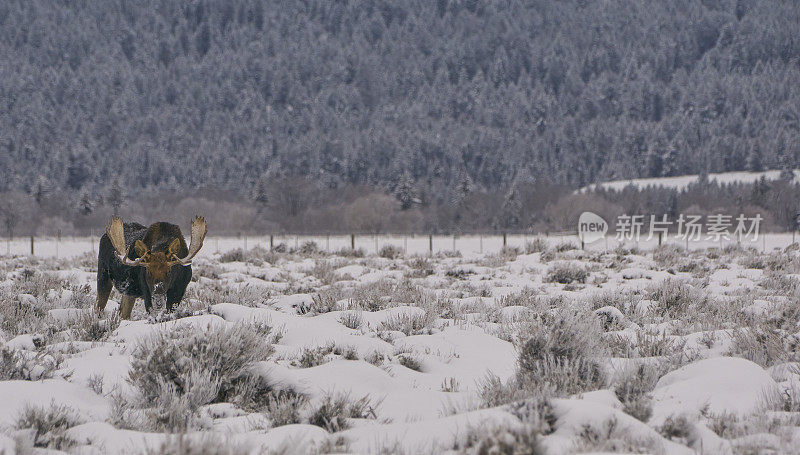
[167,238,181,257]
[133,240,150,258]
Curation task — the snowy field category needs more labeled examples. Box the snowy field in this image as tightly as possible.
[3,238,800,453]
[580,169,800,192]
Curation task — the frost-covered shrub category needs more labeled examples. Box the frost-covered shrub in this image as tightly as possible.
[577,416,659,453]
[339,311,362,329]
[308,260,336,285]
[64,310,120,342]
[519,355,605,396]
[613,363,664,422]
[308,392,378,432]
[128,323,273,430]
[190,283,269,308]
[652,244,684,266]
[379,310,435,336]
[0,348,63,381]
[728,326,790,367]
[525,238,550,254]
[335,247,365,258]
[306,289,341,314]
[496,287,542,309]
[144,435,251,455]
[14,403,82,450]
[455,424,541,454]
[545,262,588,284]
[658,414,694,443]
[604,331,680,358]
[408,257,434,277]
[265,390,308,427]
[12,271,65,297]
[648,279,709,318]
[760,272,800,294]
[396,351,422,371]
[555,241,578,252]
[296,345,334,368]
[219,246,280,265]
[0,291,50,336]
[292,240,321,256]
[378,244,403,259]
[517,311,606,395]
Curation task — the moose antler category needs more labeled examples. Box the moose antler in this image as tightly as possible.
[168,216,207,266]
[106,217,146,266]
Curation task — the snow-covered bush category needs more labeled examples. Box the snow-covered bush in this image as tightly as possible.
[0,347,63,381]
[306,288,341,314]
[62,310,120,342]
[144,435,251,455]
[127,323,274,430]
[378,244,403,259]
[545,262,588,284]
[525,238,550,254]
[14,403,82,450]
[613,363,664,422]
[265,390,308,427]
[190,283,269,308]
[647,279,709,318]
[339,310,362,329]
[308,392,379,432]
[728,325,790,367]
[292,240,321,256]
[652,243,684,266]
[517,311,606,395]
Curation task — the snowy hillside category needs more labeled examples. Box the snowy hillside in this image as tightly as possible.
[582,169,800,192]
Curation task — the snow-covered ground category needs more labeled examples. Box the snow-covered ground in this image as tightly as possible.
[580,169,800,192]
[2,239,800,454]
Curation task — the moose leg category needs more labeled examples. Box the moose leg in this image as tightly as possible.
[120,295,136,320]
[96,269,112,315]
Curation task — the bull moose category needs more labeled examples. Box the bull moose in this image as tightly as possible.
[95,216,207,319]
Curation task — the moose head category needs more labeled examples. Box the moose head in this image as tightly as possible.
[105,216,207,295]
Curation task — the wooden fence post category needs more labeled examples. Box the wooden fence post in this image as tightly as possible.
[429,234,433,256]
[270,235,274,250]
[351,234,355,250]
[30,236,34,256]
[503,233,507,247]
[479,235,483,254]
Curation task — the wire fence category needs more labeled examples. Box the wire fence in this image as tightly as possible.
[1,231,796,259]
